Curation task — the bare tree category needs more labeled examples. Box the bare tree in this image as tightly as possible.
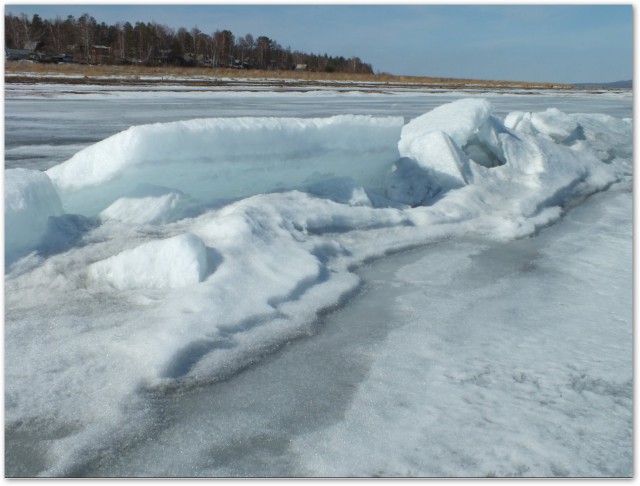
[238,33,254,66]
[77,13,95,62]
[256,36,272,69]
[4,11,375,73]
[45,16,64,54]
[5,14,24,49]
[213,29,234,67]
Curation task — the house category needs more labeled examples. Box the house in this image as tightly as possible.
[294,64,307,71]
[5,48,35,61]
[89,45,111,64]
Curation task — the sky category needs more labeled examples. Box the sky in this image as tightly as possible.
[4,3,633,84]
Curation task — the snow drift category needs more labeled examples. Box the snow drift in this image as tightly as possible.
[87,233,208,290]
[5,99,632,476]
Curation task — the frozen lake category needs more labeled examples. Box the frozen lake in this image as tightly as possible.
[4,83,632,477]
[5,83,631,170]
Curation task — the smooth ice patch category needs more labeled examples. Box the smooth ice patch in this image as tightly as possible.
[5,168,64,261]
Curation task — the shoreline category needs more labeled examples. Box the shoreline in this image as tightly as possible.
[6,72,629,96]
[5,61,608,93]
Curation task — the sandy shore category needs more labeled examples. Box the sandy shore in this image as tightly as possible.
[5,60,581,92]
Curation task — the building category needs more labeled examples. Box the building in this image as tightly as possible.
[5,48,35,61]
[89,45,111,64]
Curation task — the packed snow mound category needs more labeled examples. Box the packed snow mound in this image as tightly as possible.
[46,115,404,216]
[505,108,579,143]
[99,184,184,225]
[568,113,632,163]
[5,168,64,260]
[88,233,208,289]
[505,109,632,164]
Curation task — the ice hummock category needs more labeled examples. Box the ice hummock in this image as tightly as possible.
[5,99,632,476]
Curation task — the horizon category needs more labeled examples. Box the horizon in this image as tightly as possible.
[4,4,633,84]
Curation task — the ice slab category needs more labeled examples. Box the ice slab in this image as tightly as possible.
[399,98,492,152]
[5,168,64,261]
[46,115,404,216]
[392,99,492,201]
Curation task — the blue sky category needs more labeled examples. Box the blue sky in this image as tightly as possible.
[4,4,633,83]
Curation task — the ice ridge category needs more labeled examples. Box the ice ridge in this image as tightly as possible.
[4,99,632,476]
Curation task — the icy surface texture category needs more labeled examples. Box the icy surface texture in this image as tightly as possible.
[291,185,632,477]
[5,168,64,260]
[5,98,632,477]
[88,233,208,290]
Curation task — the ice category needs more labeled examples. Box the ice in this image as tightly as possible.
[399,98,492,151]
[505,109,632,164]
[307,177,373,207]
[392,100,485,203]
[289,183,632,477]
[568,113,632,164]
[46,115,404,216]
[5,168,64,261]
[505,108,579,143]
[88,233,208,290]
[4,95,632,477]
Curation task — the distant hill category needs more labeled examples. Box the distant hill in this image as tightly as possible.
[573,80,632,89]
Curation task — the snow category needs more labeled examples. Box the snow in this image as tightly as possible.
[351,181,627,476]
[291,183,632,477]
[99,185,184,225]
[88,233,208,290]
[4,90,632,478]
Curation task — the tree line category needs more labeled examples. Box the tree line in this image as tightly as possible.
[5,12,374,73]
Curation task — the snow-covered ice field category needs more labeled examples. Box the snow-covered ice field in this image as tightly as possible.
[4,84,632,477]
